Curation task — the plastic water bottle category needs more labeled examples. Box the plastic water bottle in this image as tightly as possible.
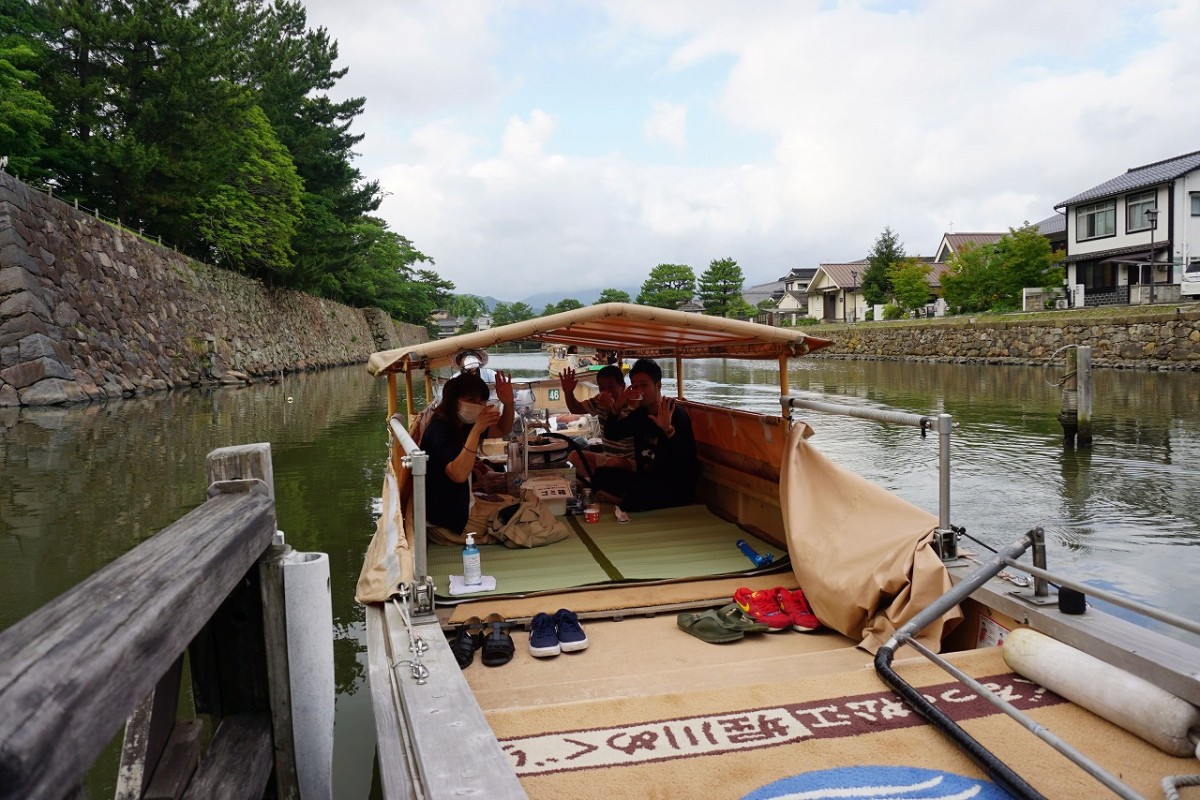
[462,533,482,586]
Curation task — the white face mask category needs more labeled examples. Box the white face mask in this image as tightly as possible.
[458,402,484,424]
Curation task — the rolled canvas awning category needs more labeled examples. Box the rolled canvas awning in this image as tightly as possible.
[368,303,834,376]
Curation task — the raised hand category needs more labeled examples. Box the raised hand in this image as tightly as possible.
[494,370,515,405]
[654,397,676,431]
[560,367,577,395]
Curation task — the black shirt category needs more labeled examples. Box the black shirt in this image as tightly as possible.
[421,416,470,533]
[597,404,698,511]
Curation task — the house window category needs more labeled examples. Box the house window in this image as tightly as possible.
[1076,200,1115,241]
[1191,193,1200,216]
[1127,191,1156,232]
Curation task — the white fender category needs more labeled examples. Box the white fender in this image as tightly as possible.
[284,551,335,799]
[1003,627,1200,757]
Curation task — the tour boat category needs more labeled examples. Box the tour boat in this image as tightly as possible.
[358,303,1200,799]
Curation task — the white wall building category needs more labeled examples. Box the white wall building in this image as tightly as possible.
[1056,150,1200,305]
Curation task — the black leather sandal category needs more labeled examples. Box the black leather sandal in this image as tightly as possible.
[480,613,515,667]
[450,615,483,669]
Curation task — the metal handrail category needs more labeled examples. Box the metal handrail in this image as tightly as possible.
[388,415,431,597]
[876,529,1160,800]
[782,394,958,558]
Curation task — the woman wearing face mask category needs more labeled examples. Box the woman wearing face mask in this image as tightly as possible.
[421,371,514,541]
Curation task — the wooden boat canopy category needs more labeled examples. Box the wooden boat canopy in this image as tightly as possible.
[367,302,834,376]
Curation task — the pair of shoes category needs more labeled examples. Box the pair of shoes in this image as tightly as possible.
[776,586,821,632]
[480,612,515,667]
[529,608,589,658]
[449,615,486,669]
[676,603,770,644]
[733,586,822,632]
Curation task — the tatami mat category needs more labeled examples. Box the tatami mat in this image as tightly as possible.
[576,505,788,580]
[428,504,787,601]
[427,528,610,599]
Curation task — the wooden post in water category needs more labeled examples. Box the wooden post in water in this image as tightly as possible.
[1058,348,1079,448]
[1057,346,1093,449]
[1077,345,1093,447]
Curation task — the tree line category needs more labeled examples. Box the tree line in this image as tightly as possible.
[443,257,760,332]
[0,0,452,327]
[860,224,1063,319]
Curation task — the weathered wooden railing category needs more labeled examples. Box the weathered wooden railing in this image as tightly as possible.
[0,443,306,800]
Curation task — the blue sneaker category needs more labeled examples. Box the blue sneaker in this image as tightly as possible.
[554,608,589,653]
[529,612,561,657]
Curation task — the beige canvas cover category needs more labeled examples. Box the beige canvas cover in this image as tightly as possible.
[780,422,961,652]
[355,461,414,604]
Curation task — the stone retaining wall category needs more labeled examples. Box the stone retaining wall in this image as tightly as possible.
[805,309,1200,370]
[0,172,426,406]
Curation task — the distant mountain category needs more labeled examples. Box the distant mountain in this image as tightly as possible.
[486,286,642,311]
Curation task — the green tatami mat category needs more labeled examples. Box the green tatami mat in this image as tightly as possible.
[428,528,610,600]
[576,504,788,580]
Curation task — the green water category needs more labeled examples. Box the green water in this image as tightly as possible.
[2,357,1198,797]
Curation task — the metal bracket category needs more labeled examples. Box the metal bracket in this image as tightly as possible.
[1010,588,1060,606]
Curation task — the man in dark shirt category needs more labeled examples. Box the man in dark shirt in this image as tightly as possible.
[591,359,698,512]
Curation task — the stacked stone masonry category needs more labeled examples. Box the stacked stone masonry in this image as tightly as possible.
[806,310,1200,370]
[1,172,425,406]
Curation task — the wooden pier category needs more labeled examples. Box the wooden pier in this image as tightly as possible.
[0,444,310,800]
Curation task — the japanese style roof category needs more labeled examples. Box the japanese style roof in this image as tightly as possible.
[811,261,868,291]
[939,232,1004,256]
[1056,150,1200,208]
[367,303,834,376]
[1034,213,1066,235]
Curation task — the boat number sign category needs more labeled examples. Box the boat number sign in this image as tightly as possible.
[499,672,1062,777]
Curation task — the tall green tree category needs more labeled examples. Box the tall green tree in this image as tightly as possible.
[594,288,631,304]
[0,40,51,176]
[862,227,905,306]
[190,94,303,280]
[940,224,1063,314]
[447,294,488,318]
[889,258,933,312]
[637,263,695,309]
[697,257,745,317]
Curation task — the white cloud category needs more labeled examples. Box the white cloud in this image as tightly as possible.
[298,0,1200,298]
[643,101,688,151]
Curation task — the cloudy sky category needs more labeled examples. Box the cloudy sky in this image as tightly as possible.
[300,0,1200,300]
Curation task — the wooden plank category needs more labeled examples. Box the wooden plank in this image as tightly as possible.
[365,605,418,800]
[259,543,301,800]
[182,713,273,800]
[377,603,526,800]
[207,443,275,502]
[114,656,184,799]
[0,492,276,800]
[144,720,202,800]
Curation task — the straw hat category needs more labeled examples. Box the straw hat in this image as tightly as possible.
[453,349,489,371]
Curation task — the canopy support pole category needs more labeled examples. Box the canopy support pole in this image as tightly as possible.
[388,373,401,473]
[674,354,683,398]
[404,370,415,417]
[778,353,789,397]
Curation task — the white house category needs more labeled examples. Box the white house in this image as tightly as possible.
[1056,150,1200,305]
[805,261,867,322]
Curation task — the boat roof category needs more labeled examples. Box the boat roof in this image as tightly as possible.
[368,303,834,376]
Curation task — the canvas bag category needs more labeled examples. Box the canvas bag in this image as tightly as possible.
[486,487,570,548]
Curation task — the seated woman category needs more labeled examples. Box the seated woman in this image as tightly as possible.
[421,371,514,543]
[591,359,698,513]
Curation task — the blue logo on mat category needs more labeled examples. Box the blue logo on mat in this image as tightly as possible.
[743,766,1011,799]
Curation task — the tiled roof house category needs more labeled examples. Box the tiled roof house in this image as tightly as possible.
[1054,150,1200,305]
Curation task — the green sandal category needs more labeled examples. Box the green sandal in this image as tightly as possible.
[676,609,743,644]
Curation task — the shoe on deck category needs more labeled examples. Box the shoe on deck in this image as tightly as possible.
[732,587,791,632]
[777,586,821,632]
[529,612,561,657]
[554,608,589,652]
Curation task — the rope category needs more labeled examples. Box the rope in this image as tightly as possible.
[1162,774,1200,800]
[388,591,430,684]
[1043,344,1078,388]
